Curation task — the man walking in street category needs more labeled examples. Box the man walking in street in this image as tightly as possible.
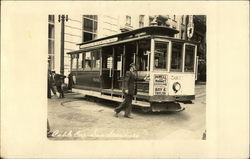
[114,63,137,118]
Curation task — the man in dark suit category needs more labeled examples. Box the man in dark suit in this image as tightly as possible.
[48,70,52,98]
[114,63,137,118]
[54,73,66,98]
[48,70,57,98]
[68,72,74,91]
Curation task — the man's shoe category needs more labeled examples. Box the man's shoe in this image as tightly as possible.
[47,131,53,137]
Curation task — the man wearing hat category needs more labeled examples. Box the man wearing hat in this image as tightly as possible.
[54,73,66,98]
[114,63,138,118]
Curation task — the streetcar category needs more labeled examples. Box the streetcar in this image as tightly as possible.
[67,26,198,112]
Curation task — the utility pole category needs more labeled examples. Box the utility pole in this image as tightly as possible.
[58,15,68,76]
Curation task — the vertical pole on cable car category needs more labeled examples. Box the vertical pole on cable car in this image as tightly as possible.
[75,54,79,85]
[70,54,73,72]
[122,45,126,99]
[135,41,139,103]
[135,41,139,66]
[76,54,79,71]
[111,47,115,98]
[100,49,103,95]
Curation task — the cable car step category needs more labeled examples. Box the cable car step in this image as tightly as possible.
[73,88,150,107]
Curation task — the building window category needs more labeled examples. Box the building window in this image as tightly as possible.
[84,15,97,20]
[126,16,131,26]
[139,15,144,28]
[48,15,55,70]
[82,15,98,42]
[48,38,54,53]
[48,15,54,23]
[48,24,54,39]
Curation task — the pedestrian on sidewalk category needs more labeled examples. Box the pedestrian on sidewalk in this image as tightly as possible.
[114,63,138,118]
[47,119,53,137]
[54,73,66,98]
[68,72,74,91]
[48,70,52,98]
[48,70,57,98]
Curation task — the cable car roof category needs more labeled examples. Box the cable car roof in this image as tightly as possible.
[77,26,179,46]
[67,26,199,54]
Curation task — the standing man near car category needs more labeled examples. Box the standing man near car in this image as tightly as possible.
[68,72,74,91]
[114,63,138,118]
[48,70,58,98]
[54,73,66,98]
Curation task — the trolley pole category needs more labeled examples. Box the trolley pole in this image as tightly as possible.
[58,15,68,77]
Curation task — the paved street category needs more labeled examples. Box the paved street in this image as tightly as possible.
[47,84,206,140]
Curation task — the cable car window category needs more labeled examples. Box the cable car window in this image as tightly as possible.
[154,41,169,69]
[84,52,92,70]
[72,54,78,70]
[138,39,151,71]
[184,45,195,72]
[107,57,113,69]
[92,50,100,70]
[82,50,101,70]
[171,42,183,72]
[102,47,113,69]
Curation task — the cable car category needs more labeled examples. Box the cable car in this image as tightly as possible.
[67,26,198,112]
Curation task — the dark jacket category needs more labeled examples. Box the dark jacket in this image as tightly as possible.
[49,74,55,86]
[54,74,65,87]
[123,71,137,96]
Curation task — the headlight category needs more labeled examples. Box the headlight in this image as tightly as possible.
[173,82,181,93]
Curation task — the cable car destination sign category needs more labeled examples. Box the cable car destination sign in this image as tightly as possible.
[154,74,168,95]
[80,37,118,49]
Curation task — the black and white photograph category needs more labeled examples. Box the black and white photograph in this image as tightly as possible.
[47,14,206,140]
[1,1,249,158]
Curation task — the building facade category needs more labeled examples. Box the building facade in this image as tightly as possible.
[48,15,205,83]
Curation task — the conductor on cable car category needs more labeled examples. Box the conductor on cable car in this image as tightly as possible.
[114,63,137,118]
